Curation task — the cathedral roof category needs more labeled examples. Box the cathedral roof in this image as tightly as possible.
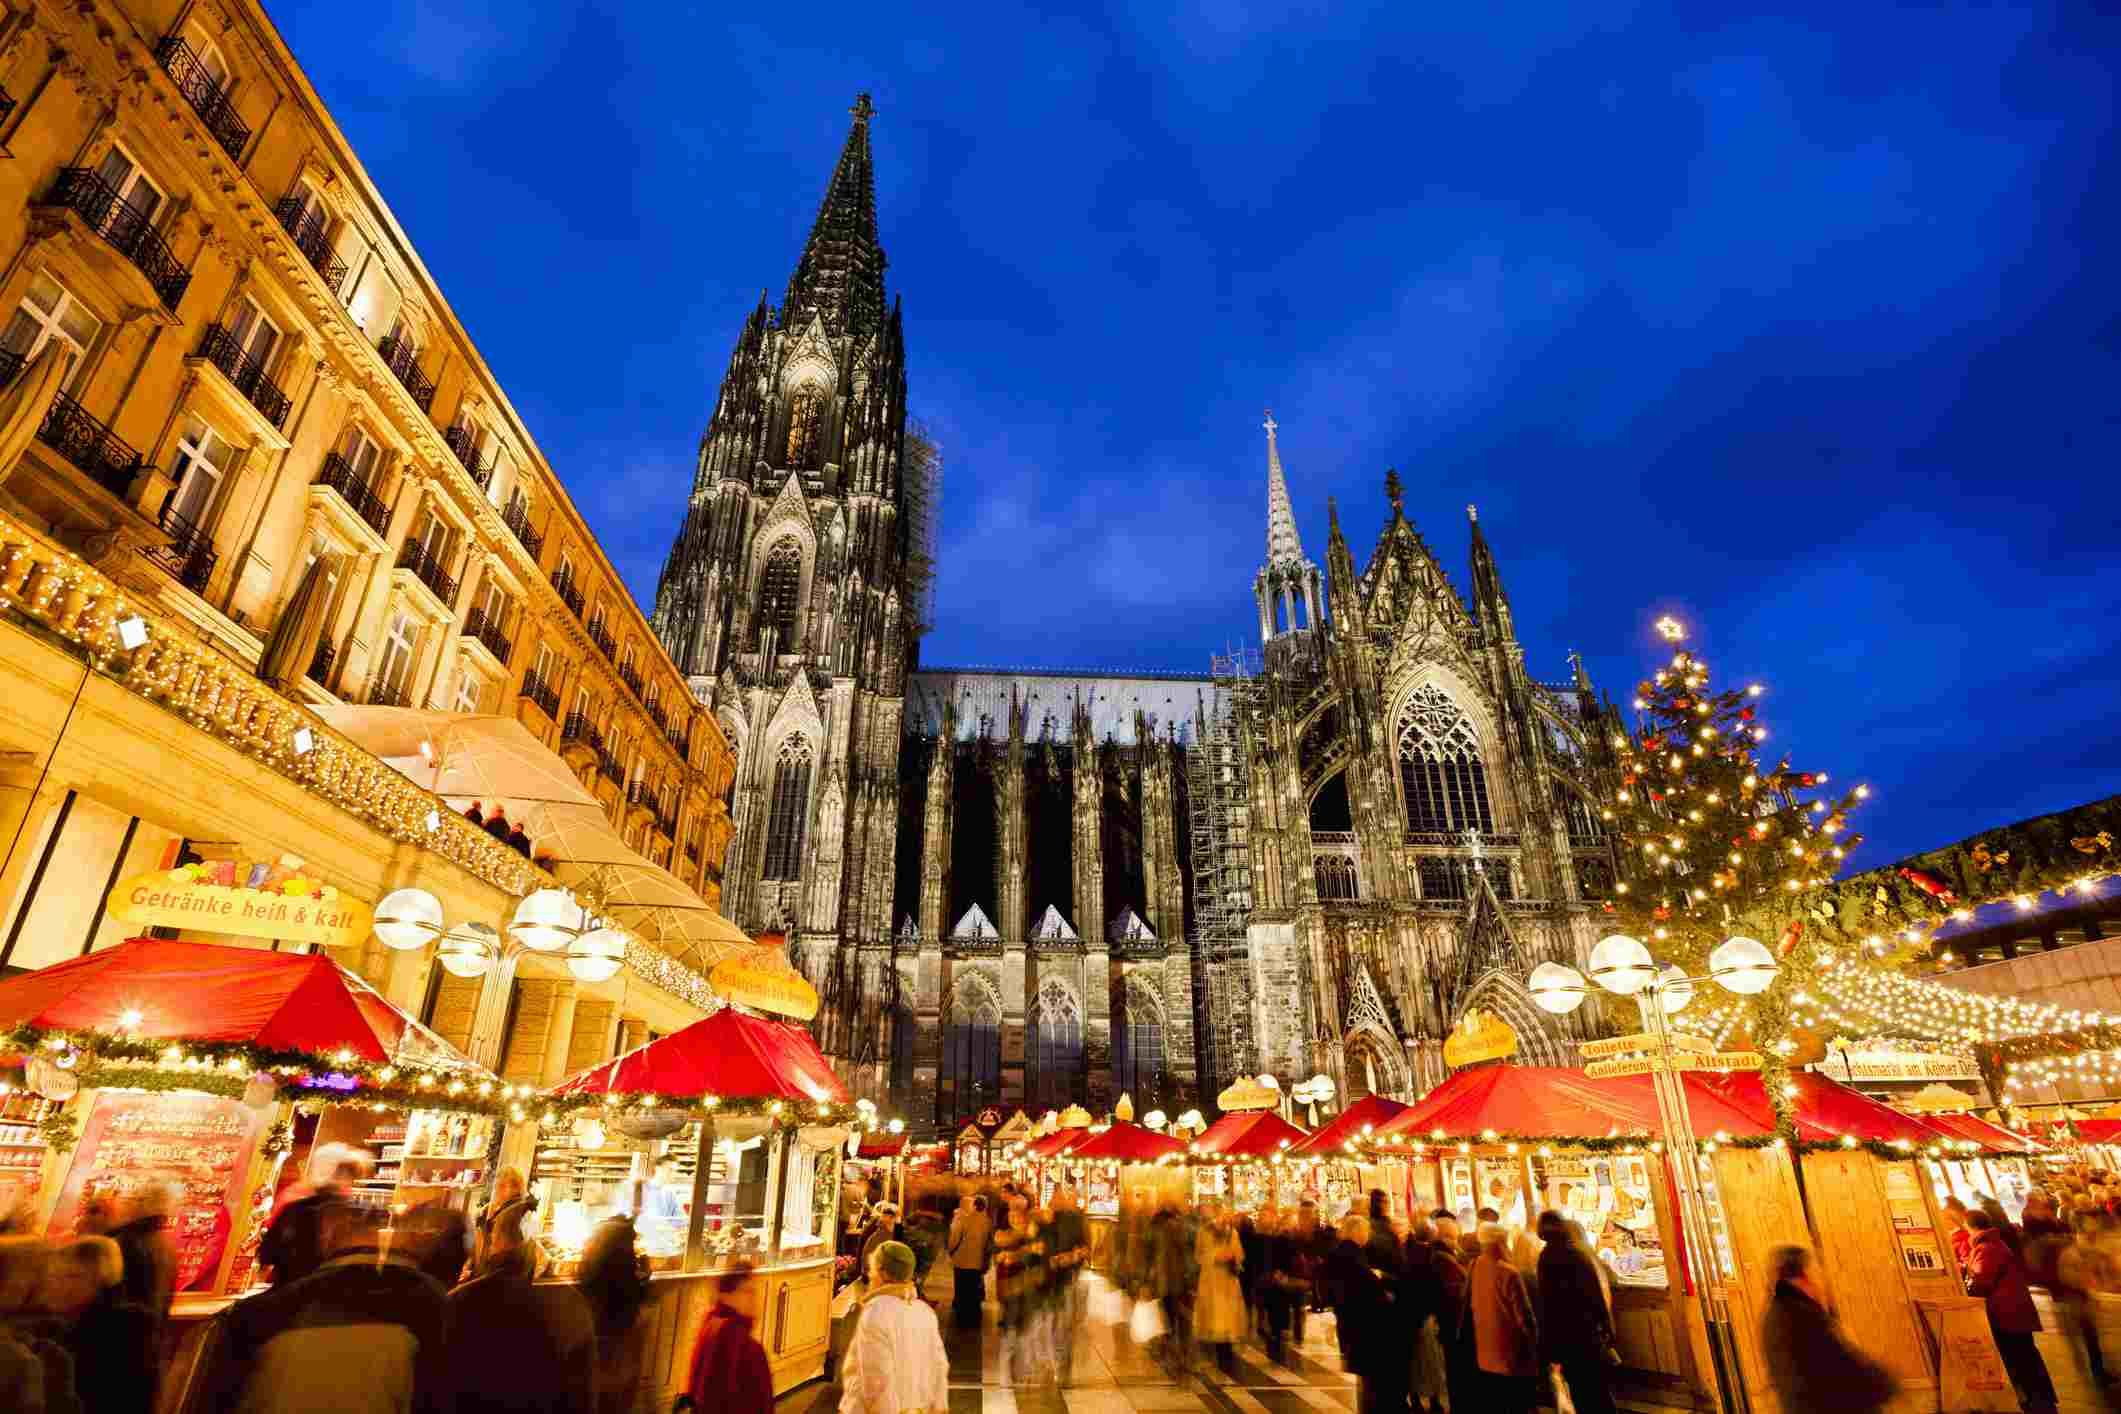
[907,668,1227,746]
[1108,909,1156,944]
[783,93,889,337]
[1030,906,1078,942]
[950,903,1001,940]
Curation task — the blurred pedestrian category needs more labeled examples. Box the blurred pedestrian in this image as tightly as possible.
[1965,1209,2057,1414]
[438,1197,597,1414]
[1327,1214,1401,1414]
[947,1194,992,1329]
[860,1202,903,1282]
[107,1180,177,1331]
[40,1235,153,1414]
[1470,1223,1538,1414]
[400,1197,471,1288]
[578,1215,652,1414]
[1430,1214,1477,1414]
[1,1237,75,1414]
[1147,1201,1195,1378]
[1536,1209,1616,1414]
[1401,1216,1447,1414]
[195,1202,447,1413]
[474,1167,536,1273]
[1048,1189,1090,1385]
[257,1143,371,1286]
[1758,1245,1897,1414]
[840,1240,948,1414]
[1195,1206,1246,1375]
[682,1259,772,1414]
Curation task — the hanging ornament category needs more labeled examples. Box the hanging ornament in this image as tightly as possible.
[1896,866,1956,904]
[1777,920,1804,958]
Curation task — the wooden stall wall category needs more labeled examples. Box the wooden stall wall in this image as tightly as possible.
[1709,1146,1811,1414]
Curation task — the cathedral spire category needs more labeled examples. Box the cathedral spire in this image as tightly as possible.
[1467,502,1515,640]
[784,92,888,336]
[1262,410,1307,567]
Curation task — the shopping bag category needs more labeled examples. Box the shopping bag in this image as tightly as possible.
[1551,1368,1577,1414]
[1089,1279,1129,1326]
[1131,1297,1168,1344]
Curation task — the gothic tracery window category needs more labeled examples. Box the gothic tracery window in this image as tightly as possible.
[762,736,812,880]
[943,983,1001,1122]
[1396,684,1496,835]
[1314,854,1359,900]
[1114,983,1165,1100]
[784,389,826,469]
[758,536,803,650]
[1029,979,1083,1110]
[1557,786,1602,844]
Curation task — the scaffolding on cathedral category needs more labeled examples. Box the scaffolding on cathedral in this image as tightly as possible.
[1191,647,1262,1094]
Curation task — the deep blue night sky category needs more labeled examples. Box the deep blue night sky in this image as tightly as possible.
[268,2,2121,870]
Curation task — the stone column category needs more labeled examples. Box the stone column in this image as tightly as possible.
[1071,702,1104,949]
[917,732,952,945]
[1139,736,1184,948]
[997,699,1026,940]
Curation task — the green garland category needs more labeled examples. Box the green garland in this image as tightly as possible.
[1353,1132,2025,1162]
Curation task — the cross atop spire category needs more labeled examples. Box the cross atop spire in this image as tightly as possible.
[1262,408,1309,570]
[851,91,875,123]
[1384,468,1405,518]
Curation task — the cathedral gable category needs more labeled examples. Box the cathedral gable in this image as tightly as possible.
[763,667,826,749]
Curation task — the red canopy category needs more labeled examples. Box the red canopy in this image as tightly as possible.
[1194,1108,1309,1158]
[1022,1127,1090,1158]
[548,1006,849,1103]
[0,937,453,1066]
[1375,1067,1667,1142]
[1685,1071,1955,1146]
[1922,1112,2045,1154]
[2073,1119,2121,1146]
[1290,1095,1409,1157]
[1068,1120,1183,1163]
[855,1134,907,1159]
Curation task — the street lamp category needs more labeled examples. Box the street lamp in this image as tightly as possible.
[1530,934,1781,1414]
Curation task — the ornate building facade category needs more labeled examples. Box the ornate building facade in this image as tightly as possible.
[654,101,1627,1126]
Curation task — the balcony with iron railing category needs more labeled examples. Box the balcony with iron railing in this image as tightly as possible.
[395,538,459,608]
[616,660,642,696]
[147,502,217,593]
[0,88,15,129]
[38,169,191,310]
[655,802,680,838]
[195,324,291,429]
[155,36,250,160]
[596,748,623,784]
[520,668,560,718]
[0,358,146,500]
[626,780,652,807]
[271,195,347,295]
[1568,830,1608,851]
[370,679,411,708]
[549,566,584,618]
[463,606,513,665]
[308,637,336,686]
[375,331,436,413]
[646,699,669,733]
[561,712,604,754]
[684,836,700,863]
[586,618,616,659]
[313,452,390,537]
[441,422,494,489]
[502,494,543,560]
[666,724,688,757]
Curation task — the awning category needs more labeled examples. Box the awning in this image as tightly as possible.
[2073,1119,2121,1146]
[1193,1108,1309,1158]
[1375,1067,1666,1143]
[1289,1094,1409,1157]
[0,937,482,1071]
[1923,1111,2046,1153]
[855,1134,908,1159]
[1068,1120,1184,1163]
[547,1005,848,1104]
[1021,1127,1091,1159]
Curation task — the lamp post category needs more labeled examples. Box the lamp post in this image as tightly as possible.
[1528,933,1779,1414]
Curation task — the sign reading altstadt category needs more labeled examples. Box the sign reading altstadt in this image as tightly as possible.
[107,858,373,950]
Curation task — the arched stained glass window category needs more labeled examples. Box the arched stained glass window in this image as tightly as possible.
[943,981,1001,1123]
[758,537,803,648]
[1396,685,1496,835]
[762,736,812,880]
[1113,982,1165,1101]
[1029,979,1083,1110]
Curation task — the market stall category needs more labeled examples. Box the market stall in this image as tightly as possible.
[1187,1097,1310,1213]
[1017,1109,1093,1206]
[0,937,513,1305]
[540,998,853,1398]
[1286,1093,1410,1220]
[1060,1118,1185,1269]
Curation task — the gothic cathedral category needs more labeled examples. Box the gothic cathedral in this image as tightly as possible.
[652,98,1629,1129]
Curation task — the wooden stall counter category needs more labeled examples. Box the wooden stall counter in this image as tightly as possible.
[615,1258,836,1403]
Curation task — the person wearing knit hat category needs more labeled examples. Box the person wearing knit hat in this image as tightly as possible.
[840,1240,947,1413]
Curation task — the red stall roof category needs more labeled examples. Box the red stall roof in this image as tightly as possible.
[1022,1127,1091,1158]
[548,1005,849,1103]
[1290,1095,1410,1157]
[855,1134,907,1159]
[0,937,472,1069]
[1194,1108,1309,1158]
[1686,1071,1956,1146]
[1068,1120,1184,1163]
[1921,1111,2045,1153]
[1375,1067,1667,1142]
[2073,1118,2121,1146]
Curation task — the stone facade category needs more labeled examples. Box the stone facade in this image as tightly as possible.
[655,106,1630,1127]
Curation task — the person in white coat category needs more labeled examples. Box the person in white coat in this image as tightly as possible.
[840,1240,948,1414]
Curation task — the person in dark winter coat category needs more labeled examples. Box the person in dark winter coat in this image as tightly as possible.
[1428,1215,1477,1414]
[400,1198,471,1289]
[577,1216,652,1414]
[41,1236,156,1414]
[1965,1210,2058,1414]
[193,1203,448,1414]
[1758,1246,1898,1414]
[1328,1216,1404,1414]
[257,1143,371,1287]
[107,1182,177,1328]
[683,1260,773,1414]
[1400,1217,1448,1414]
[438,1203,597,1414]
[1536,1210,1618,1414]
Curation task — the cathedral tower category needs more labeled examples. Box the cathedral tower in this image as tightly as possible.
[651,94,919,1094]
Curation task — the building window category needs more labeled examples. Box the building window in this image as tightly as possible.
[1396,684,1495,835]
[1028,980,1082,1110]
[1558,787,1602,844]
[1417,856,1465,902]
[890,1000,915,1096]
[1314,853,1359,901]
[453,665,485,714]
[165,415,233,532]
[472,574,512,636]
[373,609,419,705]
[762,736,812,880]
[225,295,280,375]
[1575,856,1615,901]
[93,145,166,232]
[339,425,383,486]
[530,641,557,685]
[784,388,826,469]
[943,993,1001,1119]
[1114,985,1164,1100]
[758,537,802,647]
[3,273,103,390]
